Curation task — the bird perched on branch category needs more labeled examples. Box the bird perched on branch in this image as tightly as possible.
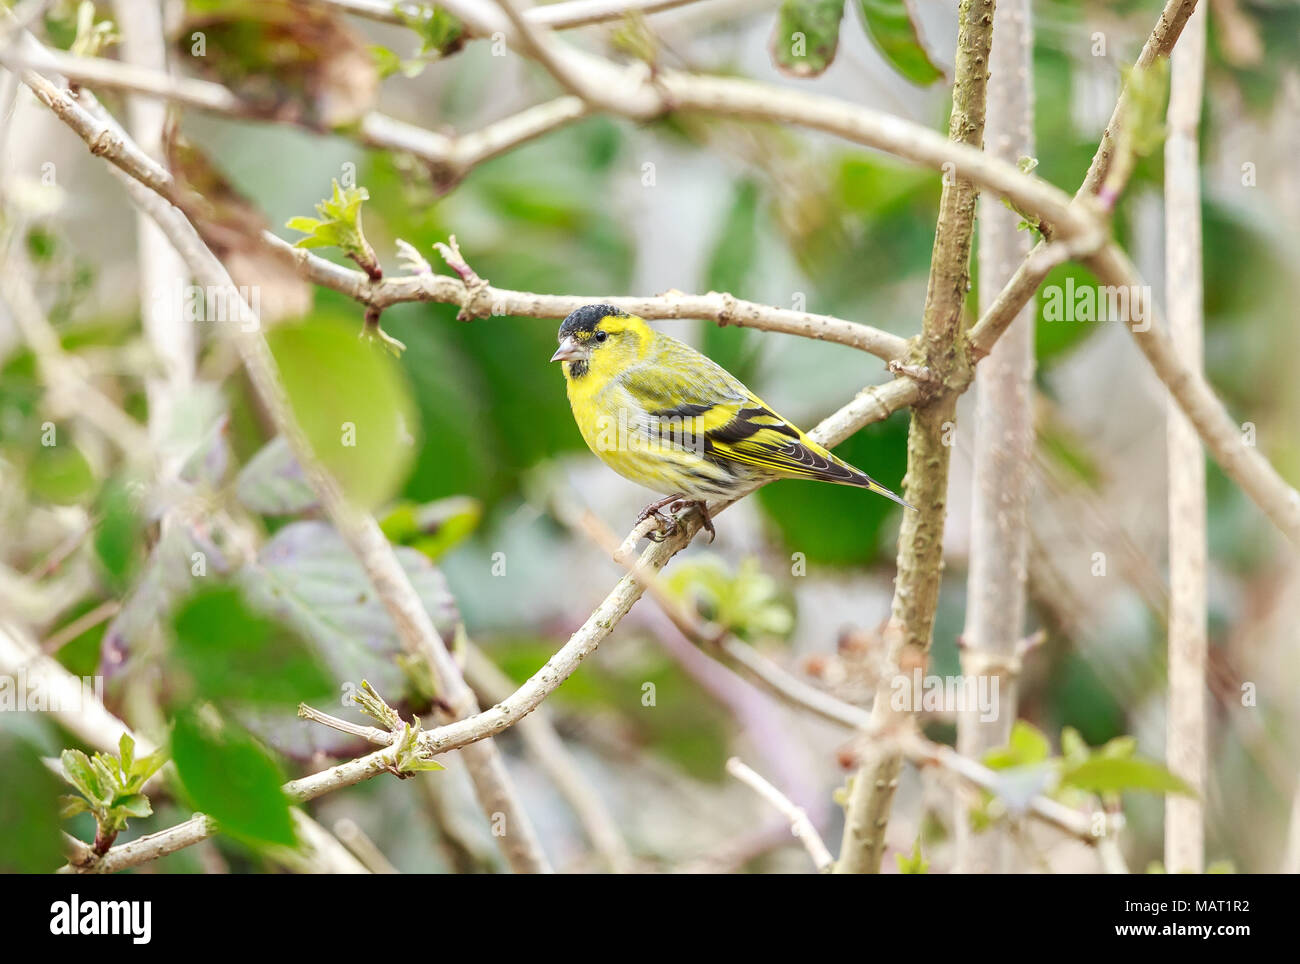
[551,304,912,540]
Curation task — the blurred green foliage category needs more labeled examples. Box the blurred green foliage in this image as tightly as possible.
[168,585,336,710]
[856,0,944,85]
[666,556,794,640]
[266,315,418,510]
[771,0,845,78]
[4,0,1298,872]
[0,730,65,872]
[171,710,297,848]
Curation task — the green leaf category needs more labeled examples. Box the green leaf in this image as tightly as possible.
[117,733,135,776]
[896,839,929,873]
[130,747,169,785]
[29,443,96,505]
[1061,757,1195,797]
[771,0,846,78]
[284,181,378,273]
[59,794,91,819]
[401,757,445,772]
[666,556,793,639]
[855,0,943,86]
[1100,735,1138,759]
[379,495,482,561]
[89,756,118,799]
[984,720,1050,770]
[169,584,336,709]
[93,478,142,591]
[1060,726,1088,766]
[59,748,104,803]
[236,521,460,698]
[0,734,66,872]
[284,215,326,235]
[68,0,119,58]
[113,794,153,819]
[1121,59,1170,159]
[395,4,465,58]
[266,317,418,510]
[171,711,297,848]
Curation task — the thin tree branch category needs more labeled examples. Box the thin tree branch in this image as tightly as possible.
[462,643,635,873]
[835,0,995,876]
[1163,0,1208,873]
[2,24,1095,240]
[265,233,911,360]
[358,96,590,184]
[15,67,553,873]
[332,818,401,874]
[956,0,1035,874]
[1085,245,1300,546]
[111,0,194,474]
[0,37,589,182]
[725,757,833,872]
[967,0,1201,357]
[1081,0,1202,202]
[297,704,394,745]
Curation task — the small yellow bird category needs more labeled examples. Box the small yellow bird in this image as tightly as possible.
[552,304,912,539]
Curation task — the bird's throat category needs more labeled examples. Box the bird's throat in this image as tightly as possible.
[567,359,589,379]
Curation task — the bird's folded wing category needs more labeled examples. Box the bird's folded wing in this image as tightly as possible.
[707,413,863,484]
[622,364,860,484]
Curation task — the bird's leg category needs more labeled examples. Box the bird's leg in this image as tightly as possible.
[637,493,684,542]
[680,500,716,543]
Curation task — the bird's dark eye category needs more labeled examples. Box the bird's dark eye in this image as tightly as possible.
[595,330,608,343]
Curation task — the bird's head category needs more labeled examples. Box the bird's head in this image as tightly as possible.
[551,304,650,379]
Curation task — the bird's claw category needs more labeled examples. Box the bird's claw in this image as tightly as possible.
[635,497,714,544]
[642,509,678,542]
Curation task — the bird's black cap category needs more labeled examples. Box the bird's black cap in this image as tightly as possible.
[559,304,628,338]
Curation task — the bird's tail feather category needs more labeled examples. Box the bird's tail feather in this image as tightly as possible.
[835,459,914,511]
[859,475,915,511]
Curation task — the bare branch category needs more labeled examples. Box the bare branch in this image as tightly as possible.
[1080,0,1201,200]
[836,0,996,876]
[3,27,1095,240]
[264,232,912,361]
[957,0,1035,874]
[332,818,400,874]
[1163,0,1208,873]
[1086,246,1300,546]
[297,704,393,745]
[726,757,834,872]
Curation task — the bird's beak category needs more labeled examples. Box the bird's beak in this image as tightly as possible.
[550,335,587,363]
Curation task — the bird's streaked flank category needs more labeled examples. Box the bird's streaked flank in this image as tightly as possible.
[552,304,912,539]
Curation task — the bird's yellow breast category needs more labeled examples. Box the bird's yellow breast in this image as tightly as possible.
[563,359,728,498]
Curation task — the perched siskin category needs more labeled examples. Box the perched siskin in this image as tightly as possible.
[552,304,912,538]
